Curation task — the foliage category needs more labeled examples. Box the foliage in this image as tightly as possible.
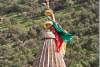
[0,0,99,67]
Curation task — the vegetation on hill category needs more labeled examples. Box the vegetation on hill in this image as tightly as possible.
[0,0,99,67]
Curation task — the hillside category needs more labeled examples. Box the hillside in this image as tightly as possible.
[0,0,99,67]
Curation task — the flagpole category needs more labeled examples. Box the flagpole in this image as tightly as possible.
[45,0,56,21]
[45,0,50,9]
